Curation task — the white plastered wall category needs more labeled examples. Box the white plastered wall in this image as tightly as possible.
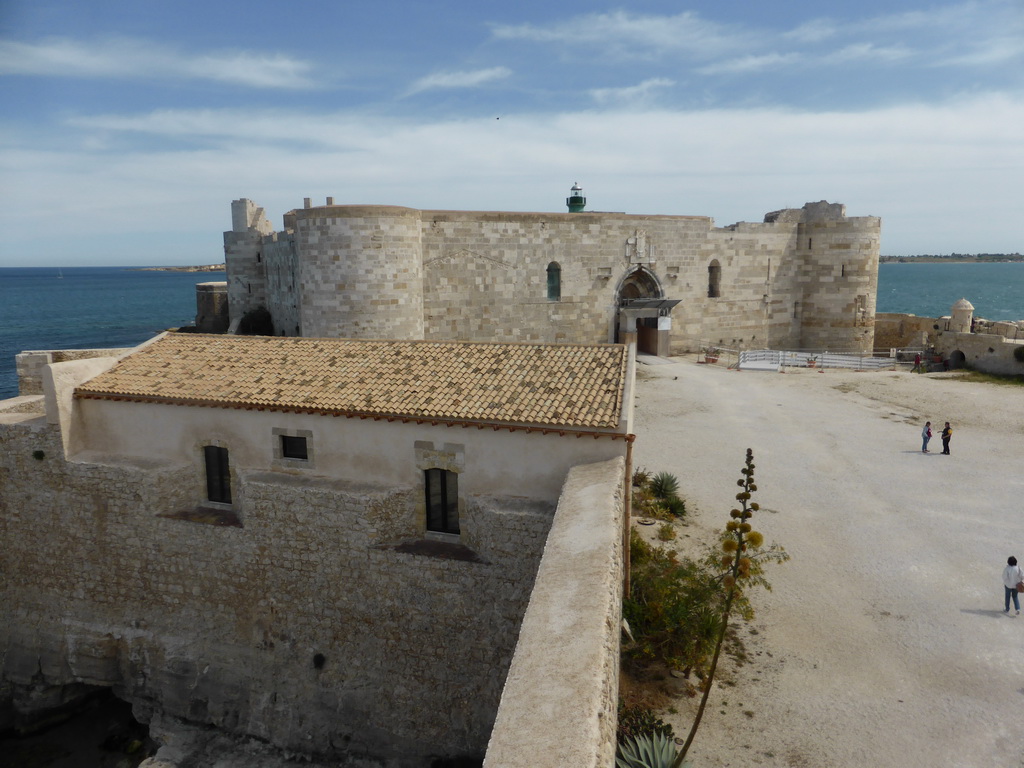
[71,399,628,503]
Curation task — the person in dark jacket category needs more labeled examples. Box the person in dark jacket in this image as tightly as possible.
[941,422,953,455]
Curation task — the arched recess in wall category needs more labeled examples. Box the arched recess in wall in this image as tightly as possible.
[948,350,966,369]
[546,262,561,301]
[616,266,662,304]
[707,260,722,298]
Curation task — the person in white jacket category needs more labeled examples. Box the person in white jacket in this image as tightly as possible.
[1002,556,1023,614]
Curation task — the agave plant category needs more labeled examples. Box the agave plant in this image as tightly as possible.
[615,733,688,768]
[649,471,680,501]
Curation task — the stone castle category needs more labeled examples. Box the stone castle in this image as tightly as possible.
[218,189,881,355]
[1,190,883,768]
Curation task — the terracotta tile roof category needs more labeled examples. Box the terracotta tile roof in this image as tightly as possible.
[75,334,627,430]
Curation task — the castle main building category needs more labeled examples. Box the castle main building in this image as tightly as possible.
[224,189,880,355]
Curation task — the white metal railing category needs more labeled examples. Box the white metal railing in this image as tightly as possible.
[737,349,900,370]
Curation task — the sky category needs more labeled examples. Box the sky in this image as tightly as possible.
[0,0,1022,267]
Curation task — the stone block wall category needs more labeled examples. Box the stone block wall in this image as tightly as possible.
[791,213,881,353]
[262,236,300,336]
[0,419,556,765]
[873,313,941,350]
[935,332,1024,376]
[222,199,880,356]
[294,206,425,340]
[194,282,229,333]
[483,457,625,768]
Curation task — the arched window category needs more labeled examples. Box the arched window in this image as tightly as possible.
[547,262,561,301]
[708,261,722,298]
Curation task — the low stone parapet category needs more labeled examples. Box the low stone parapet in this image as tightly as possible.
[14,348,134,396]
[483,456,625,768]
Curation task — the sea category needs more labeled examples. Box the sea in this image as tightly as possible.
[0,266,226,400]
[1,262,1022,400]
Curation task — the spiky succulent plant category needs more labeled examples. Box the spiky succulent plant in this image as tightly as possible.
[615,733,687,768]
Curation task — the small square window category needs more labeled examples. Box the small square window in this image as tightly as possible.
[281,435,308,461]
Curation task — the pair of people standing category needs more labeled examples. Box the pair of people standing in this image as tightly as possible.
[920,421,953,454]
[1003,556,1024,615]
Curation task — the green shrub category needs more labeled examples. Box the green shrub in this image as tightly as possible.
[649,472,680,500]
[664,496,686,518]
[623,531,724,675]
[617,702,675,743]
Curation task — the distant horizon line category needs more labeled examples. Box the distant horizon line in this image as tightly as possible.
[3,254,1023,270]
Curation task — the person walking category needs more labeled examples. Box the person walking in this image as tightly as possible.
[940,422,953,455]
[913,352,922,373]
[921,421,932,453]
[1003,556,1024,614]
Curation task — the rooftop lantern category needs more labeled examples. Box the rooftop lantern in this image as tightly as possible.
[566,182,586,213]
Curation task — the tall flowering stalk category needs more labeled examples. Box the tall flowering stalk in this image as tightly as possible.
[672,448,787,767]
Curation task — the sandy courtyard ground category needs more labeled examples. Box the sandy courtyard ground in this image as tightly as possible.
[630,359,1024,768]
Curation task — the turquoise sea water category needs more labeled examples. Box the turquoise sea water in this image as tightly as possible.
[0,262,1021,399]
[876,262,1023,320]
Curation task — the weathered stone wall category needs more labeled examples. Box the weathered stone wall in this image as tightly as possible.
[935,332,1024,376]
[224,199,274,329]
[294,206,425,340]
[223,199,880,355]
[0,417,557,764]
[15,349,134,396]
[874,310,1024,376]
[790,210,881,353]
[194,282,229,333]
[483,457,625,768]
[874,313,940,350]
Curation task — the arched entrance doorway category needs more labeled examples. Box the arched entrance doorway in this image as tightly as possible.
[948,350,966,369]
[618,268,661,303]
[615,268,678,355]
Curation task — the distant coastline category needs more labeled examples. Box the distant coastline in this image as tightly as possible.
[132,264,225,273]
[880,254,1022,263]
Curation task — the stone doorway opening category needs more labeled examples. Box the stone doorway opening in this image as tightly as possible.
[615,268,678,356]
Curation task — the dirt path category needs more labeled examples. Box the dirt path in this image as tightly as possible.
[631,361,1024,768]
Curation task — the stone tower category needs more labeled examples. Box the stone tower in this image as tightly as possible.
[290,203,425,340]
[950,298,974,333]
[786,202,881,353]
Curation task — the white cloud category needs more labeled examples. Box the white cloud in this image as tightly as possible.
[406,66,512,95]
[784,19,838,44]
[2,89,1022,265]
[490,3,1022,81]
[491,11,754,59]
[938,35,1024,66]
[696,53,802,75]
[589,78,674,105]
[822,44,912,65]
[0,37,315,89]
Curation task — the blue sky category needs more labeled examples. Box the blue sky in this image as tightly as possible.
[1,0,1022,266]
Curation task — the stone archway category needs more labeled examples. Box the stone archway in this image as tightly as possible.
[615,268,676,355]
[617,267,662,304]
[948,350,967,369]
